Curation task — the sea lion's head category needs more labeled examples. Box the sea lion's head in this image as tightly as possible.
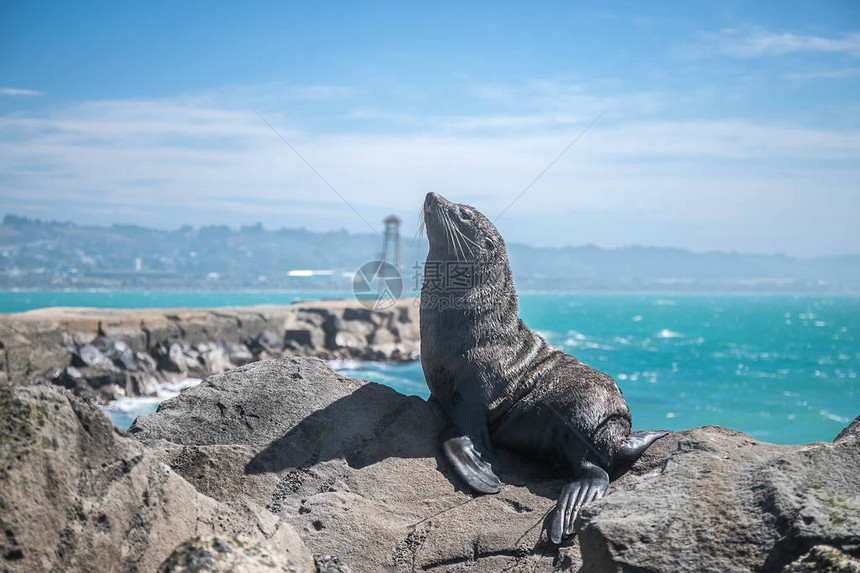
[423,192,506,265]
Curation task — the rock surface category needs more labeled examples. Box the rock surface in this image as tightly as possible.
[0,299,419,401]
[578,425,860,572]
[129,358,860,573]
[158,536,311,573]
[0,384,314,573]
[130,358,578,571]
[3,354,857,572]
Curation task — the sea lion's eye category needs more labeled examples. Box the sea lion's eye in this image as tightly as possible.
[460,208,473,220]
[485,238,495,250]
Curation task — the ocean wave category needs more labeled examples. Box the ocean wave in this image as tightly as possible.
[104,396,161,413]
[158,377,201,395]
[563,336,615,351]
[819,409,850,424]
[326,359,365,370]
[103,377,201,413]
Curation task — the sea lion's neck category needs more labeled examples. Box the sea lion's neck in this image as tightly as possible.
[420,249,520,342]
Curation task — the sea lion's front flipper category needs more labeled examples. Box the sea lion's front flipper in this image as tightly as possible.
[442,423,501,494]
[548,462,609,544]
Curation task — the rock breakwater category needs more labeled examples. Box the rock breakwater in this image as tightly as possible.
[0,299,419,402]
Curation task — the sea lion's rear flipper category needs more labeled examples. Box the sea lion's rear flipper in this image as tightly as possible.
[441,423,501,494]
[610,430,669,479]
[548,462,609,544]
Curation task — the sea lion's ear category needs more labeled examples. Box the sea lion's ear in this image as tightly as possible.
[484,238,495,250]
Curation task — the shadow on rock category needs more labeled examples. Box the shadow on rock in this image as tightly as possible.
[246,383,443,475]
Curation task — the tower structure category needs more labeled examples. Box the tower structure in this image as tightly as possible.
[354,214,404,310]
[379,215,402,275]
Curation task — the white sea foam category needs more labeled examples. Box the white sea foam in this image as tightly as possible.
[326,359,364,370]
[106,396,160,413]
[102,377,201,416]
[157,377,201,396]
[819,410,850,424]
[656,329,683,339]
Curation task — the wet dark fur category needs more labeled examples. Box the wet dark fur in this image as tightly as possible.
[420,192,634,480]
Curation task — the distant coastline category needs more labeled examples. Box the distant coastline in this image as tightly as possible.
[3,214,859,293]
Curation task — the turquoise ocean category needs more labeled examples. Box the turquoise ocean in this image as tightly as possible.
[2,290,857,445]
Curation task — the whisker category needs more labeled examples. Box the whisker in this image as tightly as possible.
[444,212,464,261]
[452,224,476,256]
[410,206,425,247]
[408,205,427,282]
[450,213,472,258]
[441,211,455,259]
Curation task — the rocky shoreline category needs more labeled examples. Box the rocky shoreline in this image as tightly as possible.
[1,301,858,571]
[1,356,858,572]
[0,299,419,402]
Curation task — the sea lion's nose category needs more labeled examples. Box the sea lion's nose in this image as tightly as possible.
[425,192,441,212]
[425,192,449,206]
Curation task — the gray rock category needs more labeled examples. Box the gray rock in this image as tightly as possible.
[0,320,71,386]
[76,343,117,371]
[283,329,318,350]
[226,342,256,366]
[130,358,860,572]
[248,329,282,353]
[198,343,233,375]
[782,545,860,572]
[332,330,366,352]
[314,553,352,573]
[0,384,314,572]
[91,336,136,370]
[130,358,580,572]
[158,536,311,573]
[835,414,860,443]
[577,426,860,572]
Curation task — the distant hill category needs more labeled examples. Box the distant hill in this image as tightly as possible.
[1,214,858,293]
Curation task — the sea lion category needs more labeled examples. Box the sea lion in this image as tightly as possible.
[419,192,666,544]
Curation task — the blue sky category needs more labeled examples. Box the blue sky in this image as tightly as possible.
[1,0,859,256]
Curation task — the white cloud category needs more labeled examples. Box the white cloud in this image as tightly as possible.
[0,81,858,255]
[709,29,860,58]
[0,87,45,97]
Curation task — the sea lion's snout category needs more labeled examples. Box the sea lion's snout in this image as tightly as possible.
[424,192,451,214]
